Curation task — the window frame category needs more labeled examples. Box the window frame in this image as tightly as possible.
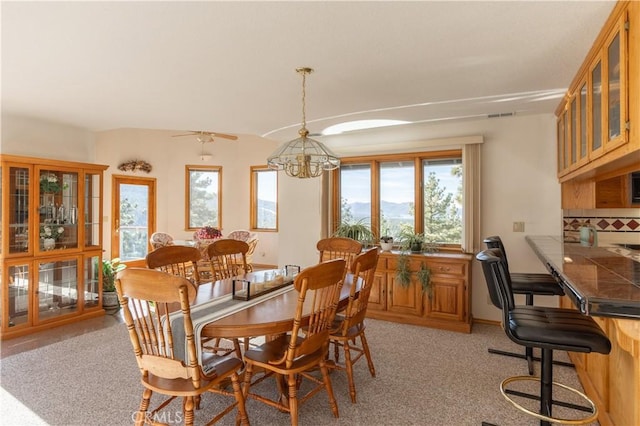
[331,149,463,251]
[185,165,222,231]
[250,165,278,232]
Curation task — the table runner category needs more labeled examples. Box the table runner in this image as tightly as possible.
[168,284,294,364]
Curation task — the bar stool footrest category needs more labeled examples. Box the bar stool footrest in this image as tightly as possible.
[500,375,598,425]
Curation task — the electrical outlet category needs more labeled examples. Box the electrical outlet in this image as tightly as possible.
[513,221,525,232]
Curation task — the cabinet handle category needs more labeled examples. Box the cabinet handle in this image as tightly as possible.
[439,266,450,272]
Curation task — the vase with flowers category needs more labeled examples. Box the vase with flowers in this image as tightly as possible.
[193,226,223,261]
[40,173,64,194]
[40,224,65,250]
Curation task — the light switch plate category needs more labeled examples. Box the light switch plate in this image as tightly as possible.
[513,221,525,232]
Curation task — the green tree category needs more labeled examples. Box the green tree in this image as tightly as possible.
[120,198,147,260]
[189,171,219,227]
[423,171,461,243]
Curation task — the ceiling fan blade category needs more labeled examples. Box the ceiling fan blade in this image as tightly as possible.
[171,131,238,140]
[209,132,238,140]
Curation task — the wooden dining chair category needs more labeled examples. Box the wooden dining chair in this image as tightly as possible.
[317,237,362,273]
[115,268,249,426]
[241,258,346,426]
[145,245,201,288]
[207,239,250,281]
[329,248,379,403]
[206,238,251,357]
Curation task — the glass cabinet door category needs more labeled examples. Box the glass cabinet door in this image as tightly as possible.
[36,257,79,322]
[604,18,627,151]
[37,168,79,252]
[557,113,565,174]
[83,253,101,309]
[84,172,102,248]
[3,262,31,329]
[5,165,32,255]
[569,96,577,166]
[590,59,603,157]
[579,81,588,164]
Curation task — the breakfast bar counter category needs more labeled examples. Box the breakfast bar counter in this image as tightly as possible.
[525,235,640,318]
[525,235,640,426]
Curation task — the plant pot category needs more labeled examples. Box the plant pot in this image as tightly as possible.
[410,243,423,253]
[380,242,394,251]
[102,291,120,310]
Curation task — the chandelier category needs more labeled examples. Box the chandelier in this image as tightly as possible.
[267,67,340,178]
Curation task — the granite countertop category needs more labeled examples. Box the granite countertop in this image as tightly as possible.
[525,235,640,319]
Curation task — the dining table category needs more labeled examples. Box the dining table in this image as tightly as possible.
[194,268,358,342]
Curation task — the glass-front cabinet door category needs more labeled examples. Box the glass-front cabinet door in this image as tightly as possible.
[590,58,604,159]
[3,164,33,256]
[37,167,79,254]
[2,261,32,331]
[603,16,627,151]
[36,256,80,322]
[83,171,102,249]
[83,253,101,310]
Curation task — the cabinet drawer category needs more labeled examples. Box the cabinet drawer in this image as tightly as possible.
[428,260,466,277]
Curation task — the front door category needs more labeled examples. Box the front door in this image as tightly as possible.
[111,175,156,267]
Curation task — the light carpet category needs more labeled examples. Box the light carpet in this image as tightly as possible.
[0,318,598,426]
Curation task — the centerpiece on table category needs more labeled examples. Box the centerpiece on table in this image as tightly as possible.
[193,226,223,262]
[40,224,65,250]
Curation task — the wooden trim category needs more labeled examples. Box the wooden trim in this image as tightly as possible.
[0,154,108,171]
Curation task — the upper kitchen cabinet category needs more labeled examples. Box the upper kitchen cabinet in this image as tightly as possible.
[557,1,639,182]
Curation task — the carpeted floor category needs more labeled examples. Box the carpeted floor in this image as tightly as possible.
[0,318,598,426]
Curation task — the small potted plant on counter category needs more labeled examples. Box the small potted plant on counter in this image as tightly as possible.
[380,230,394,251]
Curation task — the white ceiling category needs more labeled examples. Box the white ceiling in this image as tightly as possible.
[2,1,616,143]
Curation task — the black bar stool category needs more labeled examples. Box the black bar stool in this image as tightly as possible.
[484,236,570,374]
[476,249,611,426]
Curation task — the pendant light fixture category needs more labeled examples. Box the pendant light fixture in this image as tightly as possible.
[267,67,340,178]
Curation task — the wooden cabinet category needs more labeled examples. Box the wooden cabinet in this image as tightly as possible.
[366,251,472,333]
[0,155,108,339]
[557,1,639,182]
[559,294,640,426]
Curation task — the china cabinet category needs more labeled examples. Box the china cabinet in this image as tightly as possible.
[0,155,108,339]
[556,1,639,182]
[366,251,472,333]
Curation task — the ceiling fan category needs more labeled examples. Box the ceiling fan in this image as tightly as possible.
[173,131,238,161]
[172,130,238,143]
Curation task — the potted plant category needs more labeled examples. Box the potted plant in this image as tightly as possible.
[102,258,125,310]
[379,230,394,251]
[333,218,375,247]
[398,229,425,253]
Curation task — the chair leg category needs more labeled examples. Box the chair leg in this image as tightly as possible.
[319,358,340,419]
[360,333,376,378]
[287,373,299,426]
[230,372,250,426]
[343,340,357,403]
[184,396,195,426]
[539,348,553,426]
[135,388,152,426]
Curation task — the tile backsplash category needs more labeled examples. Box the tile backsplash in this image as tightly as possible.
[563,208,640,245]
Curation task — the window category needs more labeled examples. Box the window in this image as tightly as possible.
[333,150,463,248]
[186,165,221,230]
[250,166,278,230]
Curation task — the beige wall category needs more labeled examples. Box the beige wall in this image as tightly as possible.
[1,113,95,161]
[2,112,562,322]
